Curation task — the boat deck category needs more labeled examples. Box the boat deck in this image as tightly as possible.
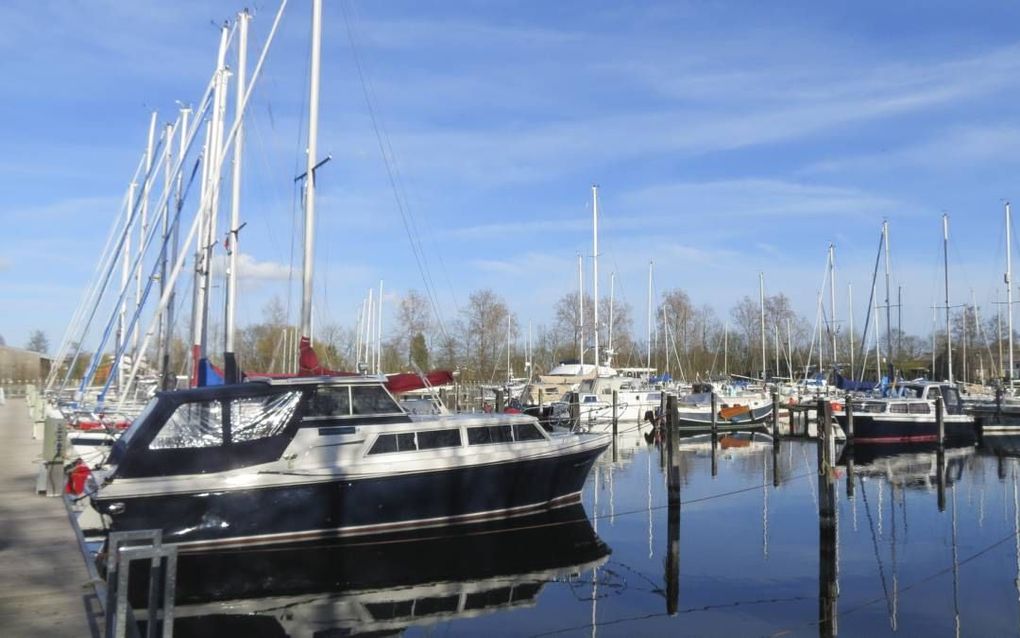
[0,398,102,636]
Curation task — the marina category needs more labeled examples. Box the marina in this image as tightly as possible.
[9,1,1020,636]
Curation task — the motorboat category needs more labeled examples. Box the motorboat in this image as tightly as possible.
[834,381,977,445]
[88,374,610,551]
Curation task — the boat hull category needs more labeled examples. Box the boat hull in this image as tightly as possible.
[674,403,773,432]
[94,446,607,551]
[834,414,976,444]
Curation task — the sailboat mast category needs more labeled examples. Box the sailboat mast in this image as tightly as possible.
[724,321,728,377]
[507,313,512,384]
[829,243,837,366]
[1008,201,1014,384]
[119,182,137,393]
[300,0,323,345]
[848,283,855,380]
[134,111,158,359]
[592,184,600,375]
[155,120,174,386]
[647,261,653,371]
[883,220,893,367]
[759,272,766,380]
[944,213,953,384]
[578,254,584,368]
[224,9,250,383]
[377,280,384,373]
[608,271,615,360]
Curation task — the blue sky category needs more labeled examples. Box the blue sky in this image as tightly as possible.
[3,0,1020,352]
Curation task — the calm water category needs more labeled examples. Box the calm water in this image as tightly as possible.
[165,428,1020,637]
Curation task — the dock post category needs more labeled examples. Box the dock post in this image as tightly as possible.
[844,393,854,445]
[495,389,504,413]
[937,443,947,512]
[666,394,680,505]
[771,392,779,439]
[538,388,543,409]
[935,395,945,450]
[710,393,718,435]
[996,384,1003,424]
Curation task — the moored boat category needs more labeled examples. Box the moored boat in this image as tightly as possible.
[89,374,610,550]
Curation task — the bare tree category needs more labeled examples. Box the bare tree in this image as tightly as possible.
[396,289,433,365]
[459,289,516,382]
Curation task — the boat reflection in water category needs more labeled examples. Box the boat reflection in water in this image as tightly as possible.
[839,442,975,489]
[134,505,608,637]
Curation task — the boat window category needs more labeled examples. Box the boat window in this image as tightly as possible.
[927,386,942,400]
[369,432,417,454]
[513,422,546,441]
[410,594,460,616]
[861,402,886,413]
[352,385,402,415]
[365,600,414,620]
[909,402,931,414]
[231,391,303,442]
[889,403,908,414]
[416,429,462,449]
[465,586,513,609]
[149,401,224,449]
[583,396,599,403]
[467,425,514,445]
[307,387,351,417]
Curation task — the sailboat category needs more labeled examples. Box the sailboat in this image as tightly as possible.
[87,1,610,550]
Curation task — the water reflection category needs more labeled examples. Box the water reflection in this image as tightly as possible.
[137,506,608,637]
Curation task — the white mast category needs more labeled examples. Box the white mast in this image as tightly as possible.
[883,220,893,367]
[608,271,615,364]
[300,0,323,345]
[224,8,250,382]
[592,184,600,375]
[829,243,837,367]
[1007,201,1015,385]
[578,254,584,369]
[507,313,512,384]
[848,283,855,380]
[724,321,729,377]
[118,182,137,393]
[647,261,653,371]
[377,280,384,374]
[944,213,953,384]
[786,317,793,379]
[774,324,780,377]
[155,120,175,385]
[759,272,766,380]
[874,284,882,382]
[133,111,158,359]
[195,23,230,377]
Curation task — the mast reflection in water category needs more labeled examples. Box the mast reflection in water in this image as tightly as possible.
[134,506,608,637]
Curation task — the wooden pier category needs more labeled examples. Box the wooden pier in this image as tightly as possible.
[0,397,102,637]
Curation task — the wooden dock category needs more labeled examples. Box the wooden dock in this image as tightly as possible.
[0,397,102,637]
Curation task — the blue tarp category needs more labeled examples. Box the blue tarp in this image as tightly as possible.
[834,372,877,392]
[196,358,224,387]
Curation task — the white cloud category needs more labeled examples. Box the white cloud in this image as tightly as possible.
[211,252,293,282]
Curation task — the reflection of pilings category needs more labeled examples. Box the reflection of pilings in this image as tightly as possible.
[772,437,781,488]
[818,398,838,637]
[666,487,680,615]
[612,390,618,463]
[937,445,947,512]
[819,478,838,638]
[846,449,856,500]
[665,393,680,615]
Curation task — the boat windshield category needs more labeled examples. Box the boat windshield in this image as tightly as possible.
[114,396,159,449]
